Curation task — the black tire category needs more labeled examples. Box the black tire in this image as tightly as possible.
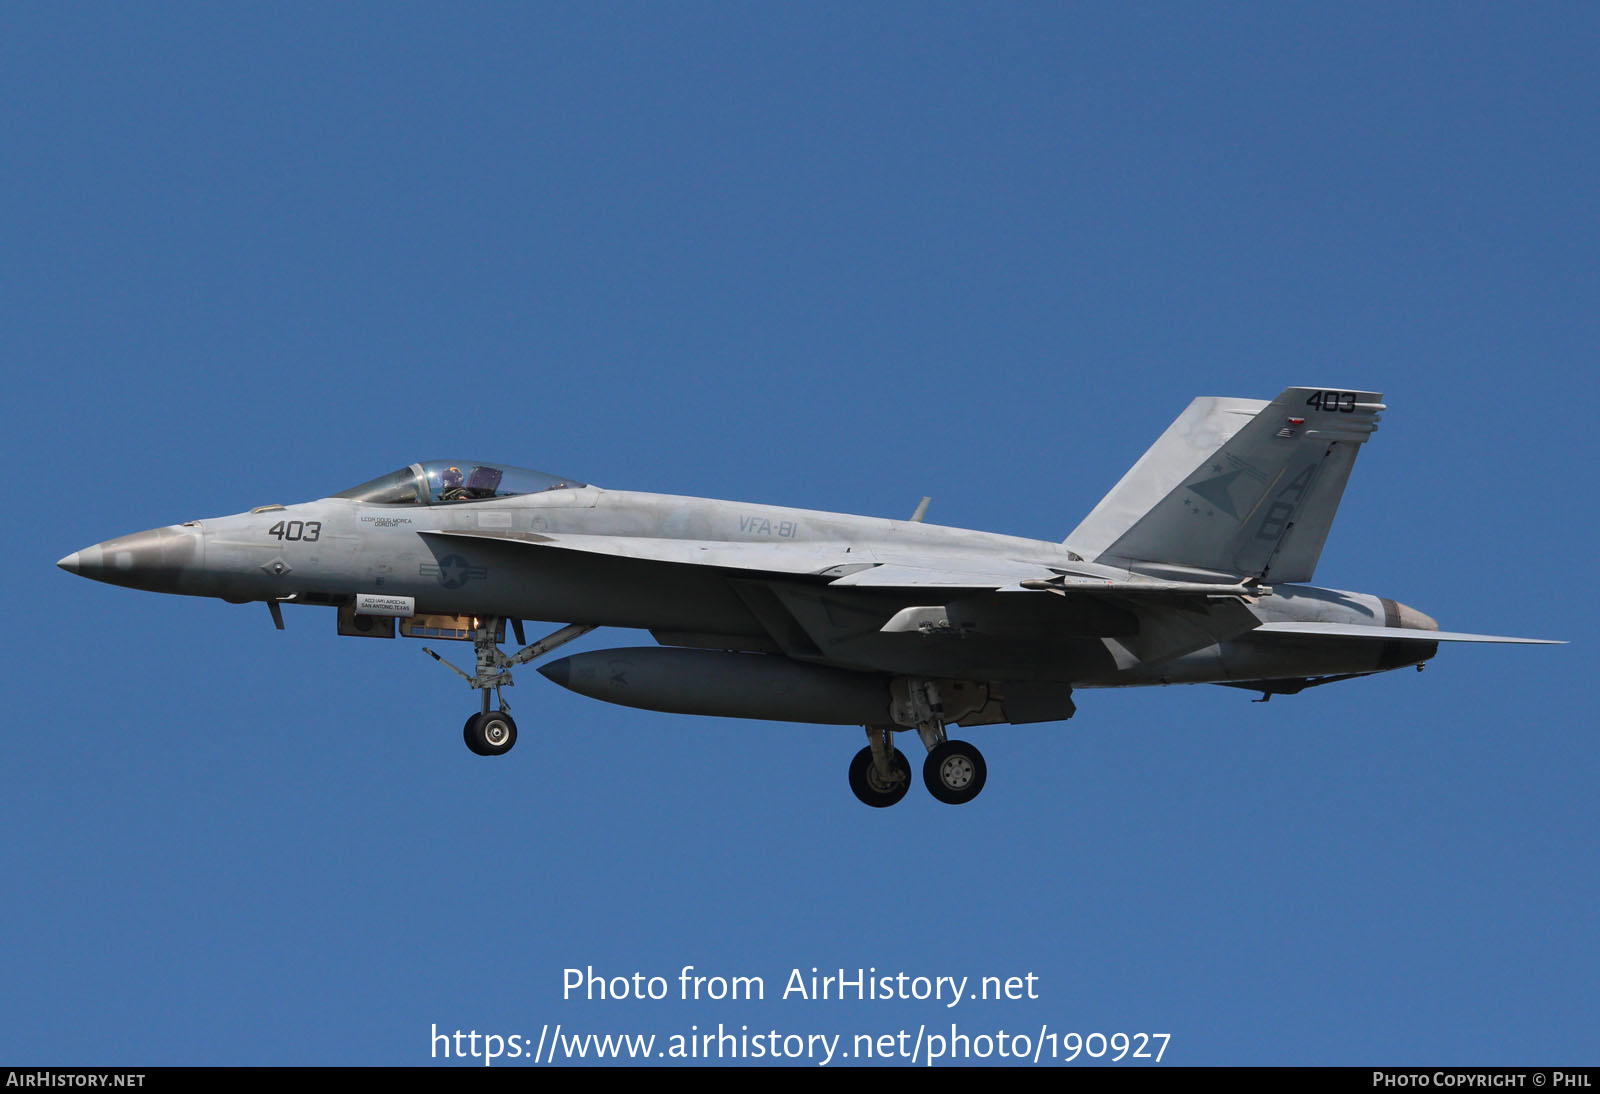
[923,740,986,805]
[465,710,518,757]
[848,746,911,808]
[463,713,486,755]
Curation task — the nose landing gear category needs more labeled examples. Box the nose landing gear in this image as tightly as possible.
[428,618,594,756]
[463,710,518,756]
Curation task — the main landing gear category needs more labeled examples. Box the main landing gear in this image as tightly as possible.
[848,728,988,807]
[427,618,594,757]
[923,739,986,805]
[849,680,987,807]
[849,728,911,808]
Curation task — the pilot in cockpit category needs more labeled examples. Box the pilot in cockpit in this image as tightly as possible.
[439,465,504,502]
[439,465,468,501]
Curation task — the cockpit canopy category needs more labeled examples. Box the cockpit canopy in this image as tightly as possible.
[332,461,587,506]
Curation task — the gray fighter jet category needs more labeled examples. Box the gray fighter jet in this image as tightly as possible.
[59,387,1558,806]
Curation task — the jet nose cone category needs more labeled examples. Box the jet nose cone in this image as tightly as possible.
[60,526,203,592]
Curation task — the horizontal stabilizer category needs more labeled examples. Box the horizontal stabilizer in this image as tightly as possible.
[1253,622,1564,644]
[1014,573,1269,600]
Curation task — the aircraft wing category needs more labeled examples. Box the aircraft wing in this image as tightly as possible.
[426,528,1067,585]
[422,528,869,576]
[426,529,1269,600]
[426,528,1290,668]
[824,559,1058,587]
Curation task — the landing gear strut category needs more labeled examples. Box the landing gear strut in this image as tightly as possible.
[427,618,594,756]
[848,678,988,806]
[848,726,911,807]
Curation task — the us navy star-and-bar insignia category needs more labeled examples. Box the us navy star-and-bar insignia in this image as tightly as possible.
[420,554,488,588]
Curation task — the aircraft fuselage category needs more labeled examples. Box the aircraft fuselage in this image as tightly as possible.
[60,485,1437,689]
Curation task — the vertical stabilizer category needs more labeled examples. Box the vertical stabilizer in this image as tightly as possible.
[1067,388,1384,582]
[1067,396,1266,557]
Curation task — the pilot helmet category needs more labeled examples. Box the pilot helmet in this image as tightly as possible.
[441,466,464,490]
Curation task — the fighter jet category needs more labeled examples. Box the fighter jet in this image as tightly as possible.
[59,387,1558,806]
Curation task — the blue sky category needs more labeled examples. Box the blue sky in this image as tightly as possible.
[3,4,1593,1065]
